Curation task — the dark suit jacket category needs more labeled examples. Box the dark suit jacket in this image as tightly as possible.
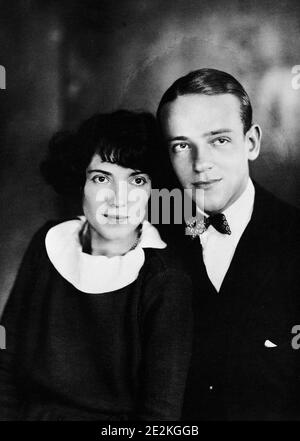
[161,182,300,420]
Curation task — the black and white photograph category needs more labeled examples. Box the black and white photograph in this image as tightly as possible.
[0,0,300,430]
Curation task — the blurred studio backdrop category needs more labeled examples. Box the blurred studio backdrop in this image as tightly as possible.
[1,0,300,312]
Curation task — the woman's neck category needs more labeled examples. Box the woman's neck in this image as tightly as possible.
[89,226,139,257]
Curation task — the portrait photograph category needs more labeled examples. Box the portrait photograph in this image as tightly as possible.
[0,0,300,431]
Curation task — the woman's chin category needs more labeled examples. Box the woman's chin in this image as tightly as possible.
[94,223,137,241]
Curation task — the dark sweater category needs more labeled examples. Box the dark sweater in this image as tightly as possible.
[0,221,193,421]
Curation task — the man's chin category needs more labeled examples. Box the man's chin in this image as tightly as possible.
[195,197,226,215]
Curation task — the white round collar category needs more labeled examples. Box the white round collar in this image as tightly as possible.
[45,217,166,294]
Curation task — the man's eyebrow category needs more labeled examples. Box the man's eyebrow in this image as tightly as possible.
[166,130,233,142]
[203,129,233,136]
[166,136,190,142]
[87,169,112,175]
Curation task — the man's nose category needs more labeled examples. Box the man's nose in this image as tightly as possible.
[192,143,214,173]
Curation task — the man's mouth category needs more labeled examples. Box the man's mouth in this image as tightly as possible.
[192,178,222,189]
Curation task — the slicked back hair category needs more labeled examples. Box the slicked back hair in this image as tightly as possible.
[157,68,252,134]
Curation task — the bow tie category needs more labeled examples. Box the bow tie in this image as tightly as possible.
[185,213,231,238]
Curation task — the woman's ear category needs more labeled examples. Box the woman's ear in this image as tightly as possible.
[246,124,262,161]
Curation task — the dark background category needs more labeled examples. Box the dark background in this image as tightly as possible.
[1,0,300,313]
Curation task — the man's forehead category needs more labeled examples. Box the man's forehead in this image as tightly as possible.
[160,93,242,134]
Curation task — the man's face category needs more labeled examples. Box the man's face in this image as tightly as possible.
[160,93,261,214]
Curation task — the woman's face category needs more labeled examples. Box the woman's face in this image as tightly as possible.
[83,154,151,241]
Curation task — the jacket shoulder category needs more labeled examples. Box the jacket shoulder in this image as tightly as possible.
[254,183,300,228]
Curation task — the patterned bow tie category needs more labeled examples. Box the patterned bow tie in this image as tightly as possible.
[185,213,231,238]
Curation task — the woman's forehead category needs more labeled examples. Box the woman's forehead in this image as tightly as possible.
[87,153,145,176]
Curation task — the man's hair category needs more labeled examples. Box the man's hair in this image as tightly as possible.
[157,68,252,134]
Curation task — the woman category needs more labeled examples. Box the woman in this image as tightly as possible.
[0,110,192,421]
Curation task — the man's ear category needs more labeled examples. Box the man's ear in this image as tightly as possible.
[246,124,262,161]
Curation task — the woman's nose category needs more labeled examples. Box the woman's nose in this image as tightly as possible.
[109,181,128,207]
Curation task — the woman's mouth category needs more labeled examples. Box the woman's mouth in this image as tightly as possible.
[104,214,128,219]
[102,214,129,223]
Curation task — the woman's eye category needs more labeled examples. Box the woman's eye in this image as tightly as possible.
[131,176,148,186]
[172,142,190,153]
[92,175,109,184]
[212,138,229,146]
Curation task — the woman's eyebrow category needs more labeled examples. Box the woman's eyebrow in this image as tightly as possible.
[87,169,145,178]
[87,169,112,176]
[129,171,143,176]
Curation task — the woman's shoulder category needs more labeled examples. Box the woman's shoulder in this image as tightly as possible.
[137,245,193,311]
[142,243,189,280]
[29,218,79,244]
[24,219,82,263]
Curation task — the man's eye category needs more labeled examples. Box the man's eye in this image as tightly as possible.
[131,176,148,186]
[172,142,190,153]
[92,175,109,184]
[213,138,229,146]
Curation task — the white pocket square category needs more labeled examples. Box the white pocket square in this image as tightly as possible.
[264,339,277,348]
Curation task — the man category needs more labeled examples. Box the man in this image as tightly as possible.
[157,68,300,420]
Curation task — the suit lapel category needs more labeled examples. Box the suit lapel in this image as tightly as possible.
[161,183,283,304]
[219,183,282,304]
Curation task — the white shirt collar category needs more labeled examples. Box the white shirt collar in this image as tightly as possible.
[222,178,255,238]
[200,178,255,244]
[199,179,255,292]
[45,217,166,294]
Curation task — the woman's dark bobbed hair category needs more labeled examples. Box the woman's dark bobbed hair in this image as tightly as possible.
[40,110,166,196]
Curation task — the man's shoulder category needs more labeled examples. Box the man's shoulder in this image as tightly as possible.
[251,182,300,266]
[253,182,300,231]
[254,181,299,208]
